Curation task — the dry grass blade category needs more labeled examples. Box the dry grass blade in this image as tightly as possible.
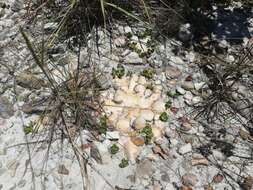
[106,2,148,25]
[19,27,57,92]
[194,41,253,134]
[100,0,107,29]
[140,0,151,23]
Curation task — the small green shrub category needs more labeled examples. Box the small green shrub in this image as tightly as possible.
[98,115,108,134]
[141,68,154,79]
[137,29,152,39]
[140,124,153,144]
[125,32,133,39]
[165,100,172,109]
[119,158,129,168]
[159,112,169,122]
[166,91,179,98]
[112,64,125,79]
[110,144,119,154]
[23,121,34,135]
[145,84,154,91]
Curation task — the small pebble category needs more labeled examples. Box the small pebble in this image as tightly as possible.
[212,174,224,183]
[176,86,186,95]
[58,164,69,175]
[182,173,198,186]
[18,179,26,188]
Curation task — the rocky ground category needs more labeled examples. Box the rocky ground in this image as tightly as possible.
[0,1,253,190]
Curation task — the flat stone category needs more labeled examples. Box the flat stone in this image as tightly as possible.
[211,150,225,161]
[65,183,78,189]
[191,158,209,166]
[165,66,182,79]
[134,84,145,95]
[17,179,26,188]
[152,100,165,113]
[178,23,193,42]
[133,116,146,130]
[105,131,120,140]
[178,143,192,154]
[0,8,5,18]
[0,147,7,155]
[164,183,176,190]
[184,91,193,101]
[181,122,192,131]
[6,159,19,177]
[176,86,186,95]
[124,138,140,162]
[204,185,214,190]
[0,97,14,119]
[138,76,147,85]
[182,81,194,91]
[139,110,154,121]
[8,184,16,190]
[16,73,48,89]
[0,168,6,176]
[113,90,125,104]
[124,26,132,34]
[185,52,195,63]
[180,185,193,190]
[192,96,202,104]
[152,184,162,190]
[21,103,48,114]
[182,173,198,186]
[11,0,23,12]
[194,82,205,91]
[124,52,143,64]
[239,129,249,140]
[212,174,224,183]
[170,56,184,65]
[241,176,253,190]
[114,37,126,47]
[136,159,154,178]
[116,119,131,133]
[90,142,111,164]
[44,22,58,32]
[131,136,145,146]
[58,164,69,175]
[144,89,152,97]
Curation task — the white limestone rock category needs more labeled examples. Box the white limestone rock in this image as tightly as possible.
[124,138,140,162]
[178,143,192,154]
[124,52,143,64]
[91,142,111,164]
[116,118,131,133]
